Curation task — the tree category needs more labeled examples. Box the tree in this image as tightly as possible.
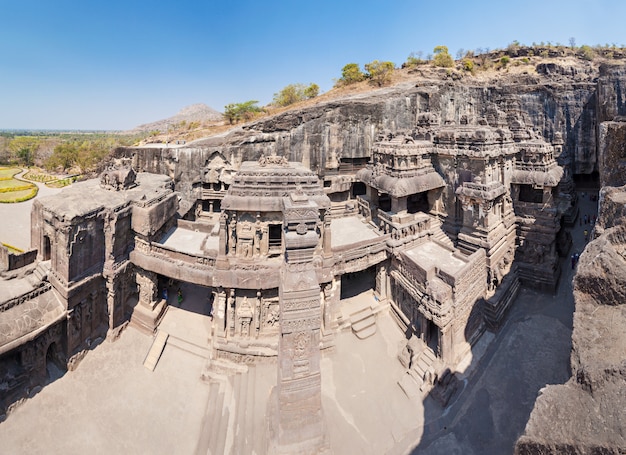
[304,83,320,99]
[8,136,40,166]
[579,45,594,61]
[337,63,365,86]
[46,142,78,171]
[364,60,395,87]
[432,45,454,68]
[273,84,307,107]
[224,100,261,124]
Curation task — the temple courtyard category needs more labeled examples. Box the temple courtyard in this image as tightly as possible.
[0,191,597,454]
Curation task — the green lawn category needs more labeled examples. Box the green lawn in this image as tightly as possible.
[0,187,38,202]
[0,167,20,179]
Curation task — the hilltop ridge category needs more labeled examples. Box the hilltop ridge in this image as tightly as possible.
[127,103,222,135]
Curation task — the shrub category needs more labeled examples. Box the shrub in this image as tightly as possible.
[303,83,320,99]
[579,45,595,61]
[338,63,365,86]
[405,51,425,67]
[500,56,511,66]
[364,60,395,86]
[462,59,475,73]
[433,45,454,68]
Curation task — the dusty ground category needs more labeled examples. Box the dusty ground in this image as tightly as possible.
[0,192,597,455]
[0,170,62,250]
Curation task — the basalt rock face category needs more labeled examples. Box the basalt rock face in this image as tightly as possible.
[115,61,626,211]
[515,199,626,452]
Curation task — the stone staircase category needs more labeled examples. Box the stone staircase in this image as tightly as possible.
[398,343,439,399]
[196,361,268,455]
[350,306,377,339]
[338,292,384,340]
[430,225,455,250]
[30,260,50,283]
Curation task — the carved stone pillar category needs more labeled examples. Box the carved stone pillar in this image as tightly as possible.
[270,192,328,454]
[129,267,167,335]
[218,214,226,255]
[215,287,227,337]
[228,289,236,337]
[136,268,158,310]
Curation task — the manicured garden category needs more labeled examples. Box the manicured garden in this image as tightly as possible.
[0,167,38,203]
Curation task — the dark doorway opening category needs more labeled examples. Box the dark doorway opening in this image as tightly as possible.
[518,184,543,203]
[407,192,429,213]
[43,235,51,261]
[269,224,282,249]
[426,320,439,354]
[45,342,65,382]
[378,193,391,212]
[340,266,376,300]
[352,182,366,197]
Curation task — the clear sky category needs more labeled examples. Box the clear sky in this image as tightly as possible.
[1,0,624,130]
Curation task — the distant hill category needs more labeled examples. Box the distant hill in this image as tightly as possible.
[128,103,223,133]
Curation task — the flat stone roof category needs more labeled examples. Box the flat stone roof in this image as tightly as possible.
[330,216,380,249]
[160,227,216,256]
[37,173,173,221]
[0,289,64,349]
[404,241,467,275]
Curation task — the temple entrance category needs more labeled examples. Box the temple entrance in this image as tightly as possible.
[378,193,391,212]
[351,182,366,198]
[42,235,51,261]
[158,276,214,317]
[45,342,65,382]
[340,266,376,300]
[407,192,429,214]
[425,320,439,354]
[268,224,282,251]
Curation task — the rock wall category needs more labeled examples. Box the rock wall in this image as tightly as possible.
[116,61,626,209]
[515,187,626,454]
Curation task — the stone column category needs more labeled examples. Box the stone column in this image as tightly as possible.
[270,193,328,454]
[391,196,407,214]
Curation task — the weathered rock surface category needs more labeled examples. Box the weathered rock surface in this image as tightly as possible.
[116,60,626,210]
[515,187,626,454]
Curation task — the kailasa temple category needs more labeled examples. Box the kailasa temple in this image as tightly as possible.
[2,59,626,454]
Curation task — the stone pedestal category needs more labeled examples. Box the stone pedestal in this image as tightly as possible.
[129,298,168,335]
[269,193,329,454]
[130,267,168,335]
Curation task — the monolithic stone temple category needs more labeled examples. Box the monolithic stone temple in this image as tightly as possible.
[2,59,625,453]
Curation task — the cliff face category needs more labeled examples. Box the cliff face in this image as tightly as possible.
[515,74,626,453]
[117,60,626,209]
[515,188,626,454]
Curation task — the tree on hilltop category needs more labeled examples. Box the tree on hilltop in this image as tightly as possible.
[433,45,454,68]
[272,83,320,107]
[364,60,395,86]
[224,100,261,124]
[337,63,365,86]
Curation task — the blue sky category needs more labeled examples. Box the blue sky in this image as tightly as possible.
[1,0,624,130]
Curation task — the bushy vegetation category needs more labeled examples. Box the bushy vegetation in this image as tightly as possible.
[337,63,366,86]
[432,46,454,68]
[364,60,395,86]
[0,131,144,174]
[224,101,262,124]
[272,83,320,107]
[44,138,113,173]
